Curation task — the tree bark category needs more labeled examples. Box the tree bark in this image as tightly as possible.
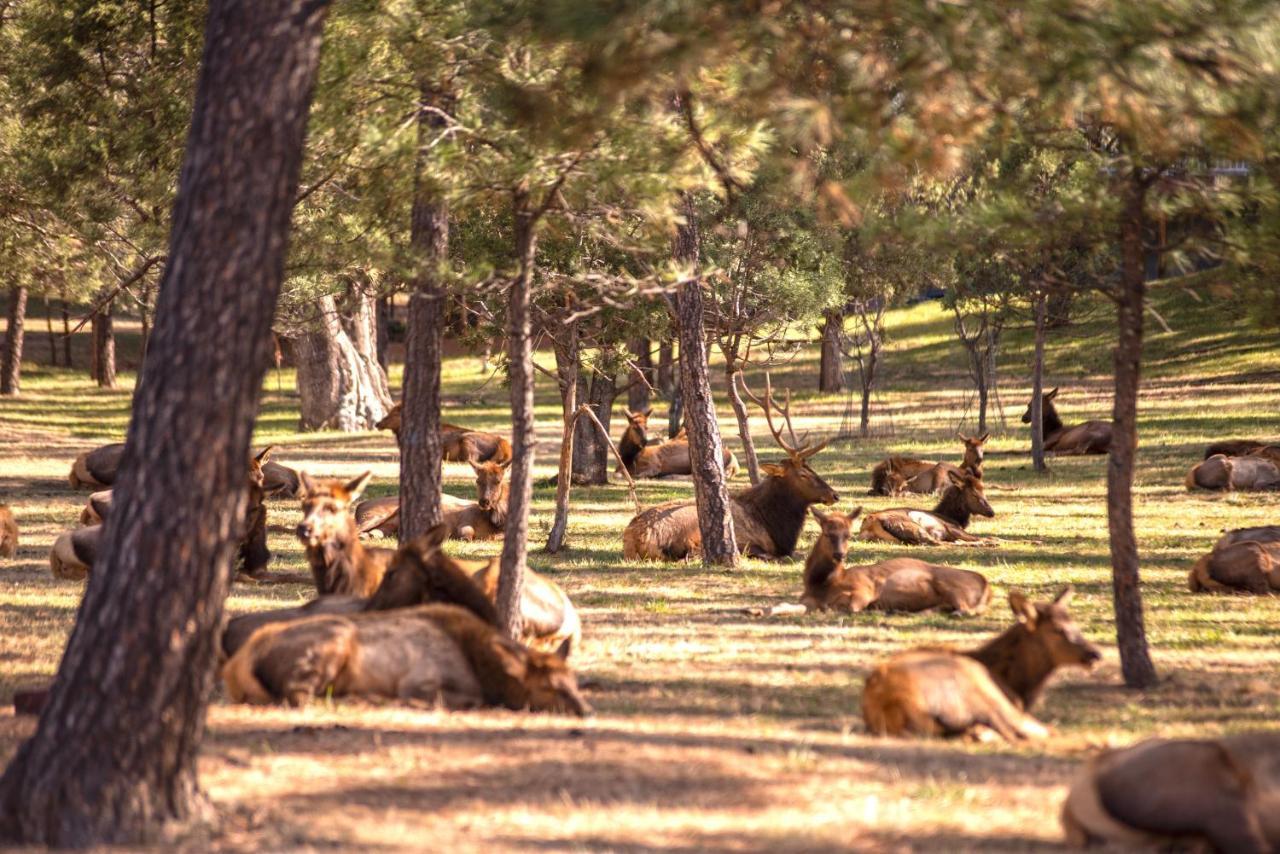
[45,297,58,367]
[656,339,675,398]
[375,296,390,370]
[91,301,116,389]
[818,310,845,393]
[627,338,653,412]
[1031,290,1047,473]
[2,285,28,396]
[496,200,537,638]
[1108,175,1158,689]
[571,367,615,485]
[667,377,683,438]
[673,197,737,567]
[60,300,71,368]
[398,85,451,542]
[727,369,760,485]
[0,1,330,844]
[546,319,579,553]
[295,294,392,431]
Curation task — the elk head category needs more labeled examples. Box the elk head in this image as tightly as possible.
[811,506,862,564]
[296,471,370,547]
[376,402,403,436]
[742,372,840,506]
[248,446,273,491]
[623,408,653,439]
[1021,387,1059,424]
[945,469,993,518]
[959,433,989,471]
[470,459,511,512]
[1009,586,1102,669]
[492,636,592,717]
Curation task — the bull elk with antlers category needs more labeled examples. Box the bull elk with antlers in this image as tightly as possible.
[618,408,739,479]
[623,375,838,561]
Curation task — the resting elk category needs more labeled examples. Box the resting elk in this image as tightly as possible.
[68,442,125,490]
[862,586,1100,742]
[1186,453,1280,491]
[377,403,513,465]
[1204,439,1277,459]
[623,376,838,560]
[353,460,508,541]
[868,434,988,496]
[1188,525,1280,594]
[1061,731,1280,852]
[1022,388,1111,455]
[859,469,996,546]
[803,507,991,614]
[0,505,16,558]
[221,536,590,714]
[618,408,739,479]
[296,471,395,597]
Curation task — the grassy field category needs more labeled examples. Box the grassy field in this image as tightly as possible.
[0,283,1277,851]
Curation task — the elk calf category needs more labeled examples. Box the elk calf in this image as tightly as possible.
[804,508,990,614]
[1189,525,1280,594]
[859,470,997,546]
[297,471,394,597]
[0,505,18,558]
[68,442,125,490]
[1185,453,1280,491]
[377,403,514,465]
[1022,388,1111,455]
[862,587,1100,742]
[1061,732,1280,851]
[619,408,739,479]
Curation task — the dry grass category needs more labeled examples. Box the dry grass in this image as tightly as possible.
[0,288,1277,851]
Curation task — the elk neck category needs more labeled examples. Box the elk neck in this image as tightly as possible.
[931,486,972,529]
[306,520,367,595]
[967,624,1057,710]
[618,427,645,473]
[803,543,843,594]
[739,476,813,556]
[1039,401,1064,440]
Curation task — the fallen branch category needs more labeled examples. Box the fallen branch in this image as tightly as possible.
[575,403,642,515]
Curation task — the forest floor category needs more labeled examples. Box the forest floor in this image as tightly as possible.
[0,284,1277,851]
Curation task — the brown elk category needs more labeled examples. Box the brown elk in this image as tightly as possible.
[353,461,507,541]
[804,507,991,614]
[68,442,125,489]
[859,469,997,546]
[49,524,101,580]
[623,376,838,560]
[1188,525,1280,594]
[0,505,16,559]
[296,471,394,597]
[862,586,1100,742]
[868,434,988,496]
[377,403,513,465]
[261,459,302,498]
[618,408,739,479]
[221,540,590,714]
[1186,453,1280,491]
[1061,732,1280,852]
[1204,439,1276,459]
[1022,388,1111,455]
[78,490,114,526]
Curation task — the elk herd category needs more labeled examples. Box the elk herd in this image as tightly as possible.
[3,377,1278,852]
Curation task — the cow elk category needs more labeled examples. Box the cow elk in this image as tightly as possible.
[377,403,513,465]
[804,507,991,614]
[623,375,838,560]
[1022,388,1111,455]
[868,434,988,496]
[618,408,739,479]
[862,586,1100,742]
[0,505,16,559]
[68,442,125,490]
[296,471,394,597]
[1204,439,1277,459]
[1186,453,1280,491]
[1188,525,1280,594]
[49,525,101,580]
[1061,731,1280,852]
[352,461,508,541]
[859,469,997,546]
[79,490,114,526]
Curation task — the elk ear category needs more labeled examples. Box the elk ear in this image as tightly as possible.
[344,471,373,501]
[643,407,653,418]
[946,469,966,488]
[810,507,828,524]
[1046,387,1059,400]
[848,505,863,520]
[499,458,512,470]
[254,445,274,464]
[421,523,450,550]
[977,433,990,444]
[298,471,316,498]
[1053,584,1074,607]
[469,460,483,474]
[489,636,528,680]
[957,432,970,442]
[554,637,572,661]
[1009,591,1038,627]
[761,463,786,478]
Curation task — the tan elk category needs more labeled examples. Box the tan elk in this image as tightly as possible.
[68,442,125,489]
[296,471,394,597]
[221,539,590,714]
[78,490,114,526]
[803,507,991,614]
[859,469,997,546]
[868,434,988,496]
[618,408,739,479]
[1061,731,1280,851]
[377,403,513,465]
[1022,388,1111,455]
[1188,525,1280,594]
[862,586,1100,742]
[353,460,508,541]
[1186,453,1280,491]
[623,376,838,560]
[0,505,16,559]
[1204,439,1277,459]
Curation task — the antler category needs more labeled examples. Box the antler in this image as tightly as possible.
[737,371,829,461]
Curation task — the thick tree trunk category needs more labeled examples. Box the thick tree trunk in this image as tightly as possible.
[571,368,615,485]
[295,294,392,431]
[2,285,28,396]
[818,310,845,393]
[376,296,390,370]
[91,302,116,389]
[1109,177,1158,689]
[343,280,390,397]
[1031,291,1047,473]
[546,320,580,553]
[398,86,450,542]
[0,1,330,845]
[496,203,537,638]
[727,369,760,485]
[627,337,652,412]
[674,197,737,567]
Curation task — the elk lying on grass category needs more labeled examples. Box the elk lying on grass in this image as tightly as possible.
[1061,731,1280,851]
[1022,388,1111,455]
[78,490,114,526]
[862,586,1100,742]
[0,505,16,559]
[1204,439,1278,459]
[221,537,590,714]
[49,525,100,580]
[859,470,997,546]
[297,471,394,597]
[352,461,507,541]
[1186,453,1280,491]
[618,408,739,479]
[803,507,990,614]
[1188,525,1280,594]
[623,377,838,560]
[261,459,302,498]
[68,442,125,490]
[377,403,514,465]
[868,434,988,496]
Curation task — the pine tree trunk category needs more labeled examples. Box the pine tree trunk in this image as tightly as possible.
[398,85,450,541]
[60,301,71,368]
[727,369,760,485]
[496,202,537,638]
[657,340,675,398]
[2,285,28,396]
[627,337,652,412]
[45,297,58,367]
[0,1,330,844]
[818,310,845,393]
[1031,291,1047,473]
[674,197,737,567]
[546,320,579,553]
[667,378,683,438]
[376,296,390,370]
[1109,176,1158,689]
[571,369,614,485]
[91,302,116,389]
[295,294,392,431]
